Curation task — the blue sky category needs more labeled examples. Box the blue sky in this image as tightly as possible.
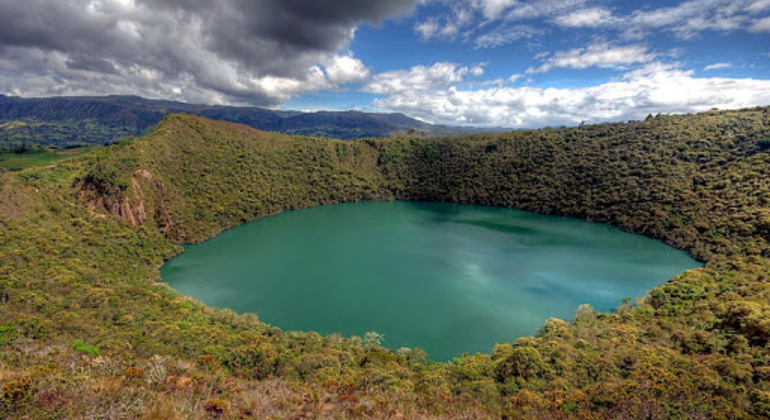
[1,0,769,128]
[294,0,770,127]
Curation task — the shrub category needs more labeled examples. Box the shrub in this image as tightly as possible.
[199,354,216,366]
[125,367,145,380]
[204,399,228,416]
[71,340,100,357]
[494,346,549,381]
[1,377,33,410]
[0,326,17,346]
[363,331,385,347]
[225,341,286,380]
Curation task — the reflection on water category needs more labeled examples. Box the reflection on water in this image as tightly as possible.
[162,201,701,361]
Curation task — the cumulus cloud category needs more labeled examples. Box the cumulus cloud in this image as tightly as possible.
[527,43,657,74]
[367,61,770,127]
[323,54,371,85]
[366,62,485,94]
[0,0,417,105]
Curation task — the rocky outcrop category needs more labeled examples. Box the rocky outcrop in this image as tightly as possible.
[79,168,173,234]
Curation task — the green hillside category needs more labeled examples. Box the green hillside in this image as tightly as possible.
[0,95,464,149]
[1,108,769,418]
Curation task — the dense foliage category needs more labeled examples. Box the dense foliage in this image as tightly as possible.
[0,95,461,149]
[1,108,769,418]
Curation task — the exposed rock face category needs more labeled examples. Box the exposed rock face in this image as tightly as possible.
[79,168,172,234]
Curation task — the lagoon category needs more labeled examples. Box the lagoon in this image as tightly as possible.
[161,201,701,361]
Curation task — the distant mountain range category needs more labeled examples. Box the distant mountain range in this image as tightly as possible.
[0,95,472,148]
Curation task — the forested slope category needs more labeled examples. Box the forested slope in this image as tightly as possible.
[0,95,461,148]
[1,108,769,418]
[377,110,770,260]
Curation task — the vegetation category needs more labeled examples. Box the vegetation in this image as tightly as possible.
[1,107,769,418]
[0,146,93,172]
[71,340,101,357]
[0,95,462,149]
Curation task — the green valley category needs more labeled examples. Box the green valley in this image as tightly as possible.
[0,147,94,172]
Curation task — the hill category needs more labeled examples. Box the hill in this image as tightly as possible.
[0,95,464,149]
[1,108,769,418]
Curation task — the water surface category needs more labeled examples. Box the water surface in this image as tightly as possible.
[162,201,701,360]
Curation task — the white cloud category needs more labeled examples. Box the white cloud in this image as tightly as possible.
[323,54,371,85]
[748,0,770,12]
[367,61,770,127]
[503,0,589,21]
[414,4,475,41]
[248,67,331,104]
[473,0,518,20]
[751,16,770,31]
[528,43,657,74]
[474,25,544,48]
[555,8,617,27]
[704,62,732,71]
[417,0,768,48]
[551,0,770,38]
[366,62,484,94]
[455,7,475,26]
[416,0,589,45]
[415,18,441,40]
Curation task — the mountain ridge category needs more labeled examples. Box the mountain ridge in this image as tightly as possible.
[0,94,469,148]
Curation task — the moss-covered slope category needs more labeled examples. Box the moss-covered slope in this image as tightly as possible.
[1,109,769,419]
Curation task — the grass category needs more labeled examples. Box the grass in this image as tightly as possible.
[0,147,95,171]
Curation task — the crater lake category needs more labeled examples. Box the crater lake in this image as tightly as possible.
[161,201,702,361]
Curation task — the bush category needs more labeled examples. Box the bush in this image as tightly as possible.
[494,345,549,381]
[205,399,228,416]
[71,340,100,357]
[1,377,33,411]
[125,367,145,380]
[0,326,17,346]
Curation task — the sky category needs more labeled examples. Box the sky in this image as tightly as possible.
[0,0,769,128]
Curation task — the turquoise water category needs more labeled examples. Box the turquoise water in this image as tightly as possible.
[161,201,701,361]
